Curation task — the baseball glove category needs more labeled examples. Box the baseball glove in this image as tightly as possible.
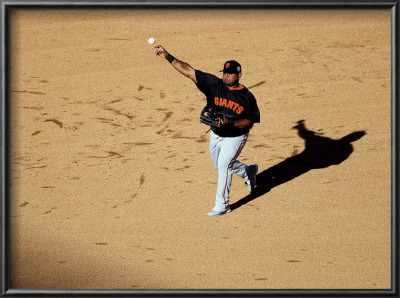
[200,106,221,131]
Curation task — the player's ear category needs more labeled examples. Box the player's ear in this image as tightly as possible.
[238,72,242,80]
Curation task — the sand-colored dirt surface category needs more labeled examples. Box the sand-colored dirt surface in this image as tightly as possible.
[8,9,391,289]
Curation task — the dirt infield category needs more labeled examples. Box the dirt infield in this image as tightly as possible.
[8,9,391,289]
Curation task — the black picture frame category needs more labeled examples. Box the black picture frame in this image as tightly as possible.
[1,0,398,297]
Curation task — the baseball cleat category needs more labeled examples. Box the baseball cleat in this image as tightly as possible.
[247,164,258,193]
[207,206,231,217]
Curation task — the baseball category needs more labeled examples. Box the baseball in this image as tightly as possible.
[148,37,155,45]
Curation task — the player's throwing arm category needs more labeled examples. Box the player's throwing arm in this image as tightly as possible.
[155,45,197,82]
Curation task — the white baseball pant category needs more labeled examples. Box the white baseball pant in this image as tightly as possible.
[209,131,250,208]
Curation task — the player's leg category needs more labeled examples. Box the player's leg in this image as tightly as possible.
[229,159,248,179]
[222,135,257,190]
[209,131,221,169]
[214,133,248,209]
[207,132,232,216]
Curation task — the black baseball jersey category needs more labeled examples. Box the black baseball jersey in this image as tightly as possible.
[195,70,260,137]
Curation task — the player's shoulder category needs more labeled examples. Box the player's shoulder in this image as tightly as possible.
[195,69,219,80]
[195,70,221,88]
[240,86,256,99]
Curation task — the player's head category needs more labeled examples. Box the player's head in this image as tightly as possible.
[220,60,242,87]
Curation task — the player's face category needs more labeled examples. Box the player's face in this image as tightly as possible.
[222,72,241,87]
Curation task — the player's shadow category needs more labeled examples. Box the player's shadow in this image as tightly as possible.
[230,120,366,211]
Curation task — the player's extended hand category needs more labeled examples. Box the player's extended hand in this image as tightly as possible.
[155,45,169,59]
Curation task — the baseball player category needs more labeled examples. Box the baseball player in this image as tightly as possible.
[155,45,260,216]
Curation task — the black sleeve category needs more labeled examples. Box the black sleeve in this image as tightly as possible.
[245,94,261,123]
[195,70,220,97]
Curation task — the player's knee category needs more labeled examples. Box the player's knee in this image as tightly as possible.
[218,161,234,172]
